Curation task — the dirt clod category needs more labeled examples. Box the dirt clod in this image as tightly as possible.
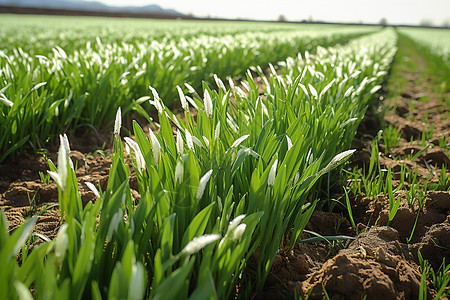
[287,227,430,299]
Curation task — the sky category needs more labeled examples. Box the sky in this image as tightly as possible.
[85,0,450,26]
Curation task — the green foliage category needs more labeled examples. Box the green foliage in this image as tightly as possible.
[0,18,375,162]
[383,124,401,153]
[418,251,450,299]
[345,137,408,227]
[399,27,450,72]
[0,28,397,299]
[438,165,450,191]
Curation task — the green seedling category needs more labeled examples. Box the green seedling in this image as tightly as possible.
[418,251,450,299]
[39,171,51,184]
[22,191,39,218]
[438,136,448,148]
[421,125,434,147]
[343,187,357,230]
[299,231,355,244]
[386,167,401,226]
[383,124,401,153]
[406,181,428,243]
[322,283,331,300]
[438,164,449,191]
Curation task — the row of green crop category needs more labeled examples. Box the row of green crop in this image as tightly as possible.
[0,25,374,162]
[0,15,377,55]
[0,28,397,299]
[399,27,450,65]
[398,28,450,89]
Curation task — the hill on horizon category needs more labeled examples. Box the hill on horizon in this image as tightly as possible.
[0,0,182,16]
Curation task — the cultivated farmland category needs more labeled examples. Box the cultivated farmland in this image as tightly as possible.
[0,15,449,299]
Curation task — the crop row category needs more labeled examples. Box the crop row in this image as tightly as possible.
[0,28,397,299]
[0,24,374,162]
[399,27,450,65]
[0,15,377,55]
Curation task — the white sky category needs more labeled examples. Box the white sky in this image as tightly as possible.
[86,0,450,25]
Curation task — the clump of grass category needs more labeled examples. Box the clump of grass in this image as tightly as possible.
[383,124,401,153]
[418,251,450,299]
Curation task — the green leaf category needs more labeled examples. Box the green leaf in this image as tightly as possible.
[160,214,176,261]
[14,281,33,300]
[189,268,217,300]
[0,210,9,248]
[152,257,195,300]
[181,203,215,249]
[1,216,36,263]
[72,223,95,299]
[128,262,146,300]
[133,120,154,168]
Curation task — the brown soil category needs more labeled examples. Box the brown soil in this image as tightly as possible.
[259,211,449,299]
[296,227,423,300]
[0,136,113,239]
